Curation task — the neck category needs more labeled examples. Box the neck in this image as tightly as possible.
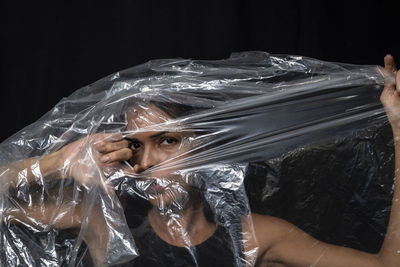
[148,198,216,247]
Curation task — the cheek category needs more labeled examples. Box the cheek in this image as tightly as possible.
[157,149,176,161]
[129,144,189,173]
[155,146,187,166]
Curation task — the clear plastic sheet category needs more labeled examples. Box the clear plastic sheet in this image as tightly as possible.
[0,51,397,266]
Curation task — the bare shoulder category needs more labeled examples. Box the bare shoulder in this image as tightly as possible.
[251,213,297,237]
[249,213,299,260]
[248,213,381,267]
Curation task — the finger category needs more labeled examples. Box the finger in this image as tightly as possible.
[381,55,397,87]
[384,54,397,72]
[382,81,396,98]
[100,148,133,163]
[397,71,400,95]
[381,80,396,106]
[97,139,130,153]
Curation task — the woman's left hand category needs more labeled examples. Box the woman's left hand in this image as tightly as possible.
[380,54,400,136]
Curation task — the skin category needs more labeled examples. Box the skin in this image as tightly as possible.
[1,56,400,266]
[125,105,217,248]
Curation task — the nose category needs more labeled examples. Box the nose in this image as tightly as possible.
[133,146,158,173]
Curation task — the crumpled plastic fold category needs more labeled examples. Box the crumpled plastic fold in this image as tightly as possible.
[0,51,392,266]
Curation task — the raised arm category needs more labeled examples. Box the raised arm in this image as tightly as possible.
[252,55,400,267]
[0,150,64,189]
[1,133,134,265]
[377,54,400,266]
[0,133,132,190]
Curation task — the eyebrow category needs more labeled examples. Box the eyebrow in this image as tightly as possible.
[123,131,168,142]
[124,137,138,142]
[149,131,168,139]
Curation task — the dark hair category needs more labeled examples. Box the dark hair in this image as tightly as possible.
[147,100,197,119]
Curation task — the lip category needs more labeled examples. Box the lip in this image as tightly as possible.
[133,176,184,196]
[147,180,164,195]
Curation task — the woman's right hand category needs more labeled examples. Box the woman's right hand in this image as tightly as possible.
[53,133,136,266]
[58,132,133,190]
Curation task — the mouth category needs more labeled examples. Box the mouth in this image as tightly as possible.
[133,177,174,196]
[146,180,165,195]
[112,174,189,199]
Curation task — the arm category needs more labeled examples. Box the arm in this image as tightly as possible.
[377,54,400,266]
[0,150,64,189]
[252,214,380,267]
[1,133,134,266]
[0,133,132,190]
[252,55,400,267]
[3,189,114,266]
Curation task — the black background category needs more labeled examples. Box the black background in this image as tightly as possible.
[1,0,398,142]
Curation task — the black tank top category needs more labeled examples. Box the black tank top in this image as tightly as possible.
[121,217,237,267]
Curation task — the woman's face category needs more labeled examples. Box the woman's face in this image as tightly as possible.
[125,104,194,208]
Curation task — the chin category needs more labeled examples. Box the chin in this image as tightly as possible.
[147,188,190,213]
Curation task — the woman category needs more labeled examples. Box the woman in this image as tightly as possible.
[1,55,400,267]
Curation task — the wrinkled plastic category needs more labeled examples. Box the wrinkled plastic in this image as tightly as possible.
[0,51,393,266]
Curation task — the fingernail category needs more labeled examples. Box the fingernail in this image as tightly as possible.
[101,155,110,163]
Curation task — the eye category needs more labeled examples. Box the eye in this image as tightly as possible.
[130,142,142,150]
[160,137,178,146]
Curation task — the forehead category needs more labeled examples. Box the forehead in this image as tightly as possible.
[126,104,172,130]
